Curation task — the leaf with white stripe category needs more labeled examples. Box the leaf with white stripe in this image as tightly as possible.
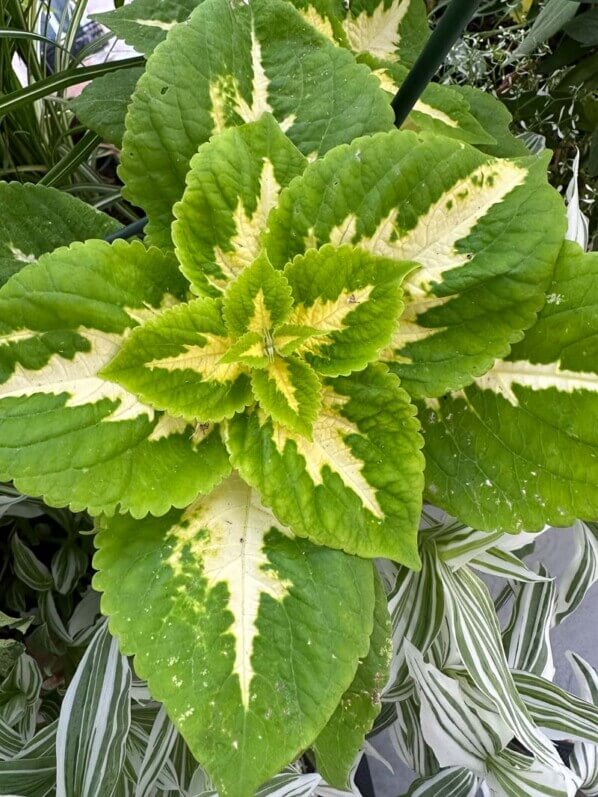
[421,242,598,532]
[120,0,393,249]
[134,706,177,797]
[226,363,424,563]
[313,573,391,787]
[485,747,579,797]
[502,566,555,679]
[174,115,307,297]
[388,695,437,778]
[555,521,598,624]
[94,473,375,797]
[570,742,598,797]
[568,651,598,706]
[0,756,56,796]
[93,0,200,55]
[469,549,552,584]
[0,182,119,287]
[255,768,321,797]
[436,559,563,769]
[405,767,479,797]
[405,642,509,773]
[0,239,231,517]
[265,129,565,398]
[56,622,131,797]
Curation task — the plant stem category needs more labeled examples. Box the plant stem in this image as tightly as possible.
[392,0,483,127]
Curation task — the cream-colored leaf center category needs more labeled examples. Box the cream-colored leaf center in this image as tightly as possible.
[266,358,300,413]
[147,334,241,384]
[288,286,373,336]
[167,474,292,708]
[472,359,598,405]
[342,0,410,60]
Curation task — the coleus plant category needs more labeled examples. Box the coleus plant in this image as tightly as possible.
[1,0,597,794]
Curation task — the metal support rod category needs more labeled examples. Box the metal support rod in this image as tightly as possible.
[104,216,148,242]
[391,0,482,127]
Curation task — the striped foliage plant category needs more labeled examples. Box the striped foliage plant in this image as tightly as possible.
[0,0,597,794]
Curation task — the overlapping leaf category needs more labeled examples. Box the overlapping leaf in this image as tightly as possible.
[226,363,424,563]
[0,239,230,517]
[174,116,307,296]
[94,473,375,797]
[120,0,393,248]
[421,243,598,532]
[265,129,565,398]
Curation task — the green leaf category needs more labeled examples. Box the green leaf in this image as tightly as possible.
[93,0,200,55]
[103,297,252,423]
[291,0,430,65]
[283,245,408,376]
[452,87,531,158]
[120,0,393,248]
[0,239,230,517]
[0,756,56,796]
[251,356,322,437]
[420,242,598,533]
[513,0,579,57]
[555,521,598,624]
[265,130,565,398]
[174,115,307,296]
[222,253,293,337]
[56,623,131,797]
[94,473,375,797]
[405,767,479,797]
[0,182,120,287]
[71,67,144,148]
[225,363,424,564]
[312,573,391,787]
[0,610,32,634]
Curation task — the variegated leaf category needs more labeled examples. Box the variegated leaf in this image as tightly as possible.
[555,521,598,624]
[388,694,436,778]
[174,116,307,296]
[265,130,565,398]
[405,767,480,797]
[93,0,200,56]
[421,243,598,532]
[94,473,375,797]
[283,245,408,376]
[0,240,230,517]
[0,182,119,286]
[485,747,579,797]
[291,0,429,65]
[225,364,424,564]
[103,297,252,424]
[120,0,393,248]
[312,573,391,788]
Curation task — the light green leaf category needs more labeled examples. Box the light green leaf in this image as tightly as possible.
[93,0,200,55]
[555,521,598,624]
[251,356,322,438]
[313,573,391,787]
[94,473,375,797]
[452,86,531,158]
[56,623,131,797]
[120,0,393,248]
[421,243,598,532]
[0,182,119,287]
[291,0,429,65]
[71,67,144,148]
[405,767,479,797]
[283,245,408,376]
[103,297,252,423]
[0,239,230,517]
[502,566,555,679]
[0,610,32,635]
[222,253,293,337]
[225,363,424,564]
[174,116,307,296]
[265,130,565,398]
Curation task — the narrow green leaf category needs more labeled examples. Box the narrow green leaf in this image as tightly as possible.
[56,623,131,797]
[94,473,375,797]
[0,756,56,796]
[513,0,579,57]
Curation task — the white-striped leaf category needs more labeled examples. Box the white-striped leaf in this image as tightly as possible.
[51,544,88,595]
[0,716,23,759]
[405,767,479,797]
[290,0,429,65]
[502,566,555,679]
[388,695,437,778]
[134,706,178,797]
[93,0,200,55]
[485,747,579,797]
[435,559,563,769]
[265,129,565,399]
[0,755,56,796]
[173,115,307,296]
[312,573,391,788]
[383,546,445,700]
[0,239,231,517]
[0,182,119,287]
[469,549,552,584]
[421,242,598,533]
[120,0,393,248]
[568,651,598,706]
[56,623,131,797]
[255,768,321,797]
[570,741,598,797]
[225,364,424,563]
[405,642,509,773]
[10,533,53,591]
[511,670,598,746]
[555,521,598,624]
[94,473,376,797]
[15,721,57,759]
